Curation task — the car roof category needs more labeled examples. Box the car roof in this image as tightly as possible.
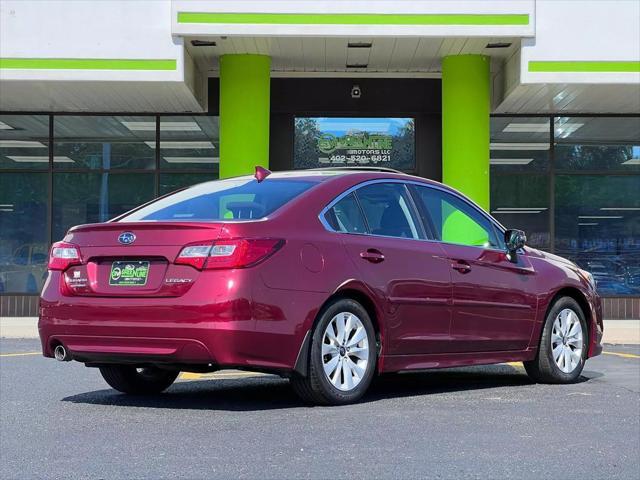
[228,168,443,187]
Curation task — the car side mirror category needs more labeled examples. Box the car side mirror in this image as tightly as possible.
[504,229,526,257]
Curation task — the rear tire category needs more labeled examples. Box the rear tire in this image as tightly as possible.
[291,298,376,405]
[99,365,179,394]
[524,297,587,383]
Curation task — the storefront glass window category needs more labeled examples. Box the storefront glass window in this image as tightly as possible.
[0,115,50,170]
[53,116,155,170]
[490,175,550,249]
[159,173,218,195]
[294,117,415,172]
[52,172,155,240]
[490,117,550,173]
[159,116,219,171]
[555,117,640,171]
[0,173,49,293]
[555,175,640,296]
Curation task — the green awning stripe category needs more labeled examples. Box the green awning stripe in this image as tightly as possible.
[528,61,640,73]
[0,58,177,70]
[177,12,530,26]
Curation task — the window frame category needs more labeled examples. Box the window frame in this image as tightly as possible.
[319,178,505,248]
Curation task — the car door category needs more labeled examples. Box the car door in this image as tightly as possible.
[322,182,452,355]
[411,184,537,353]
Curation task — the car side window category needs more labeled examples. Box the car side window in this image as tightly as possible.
[324,192,367,234]
[413,185,504,249]
[355,183,422,240]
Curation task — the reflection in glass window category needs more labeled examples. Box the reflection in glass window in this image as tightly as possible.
[54,116,155,170]
[491,175,550,249]
[555,117,640,171]
[414,186,503,249]
[0,115,50,170]
[121,179,314,222]
[159,173,219,195]
[159,116,219,171]
[490,117,550,173]
[53,173,155,240]
[555,175,640,296]
[0,173,49,293]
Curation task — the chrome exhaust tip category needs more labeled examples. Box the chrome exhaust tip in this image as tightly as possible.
[54,344,70,362]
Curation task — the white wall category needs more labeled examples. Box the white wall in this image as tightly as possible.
[172,0,535,37]
[0,0,184,82]
[520,0,640,84]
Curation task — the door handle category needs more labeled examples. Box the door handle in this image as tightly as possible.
[360,249,385,263]
[451,260,472,273]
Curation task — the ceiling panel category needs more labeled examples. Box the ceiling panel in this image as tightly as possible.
[496,84,640,114]
[185,36,519,74]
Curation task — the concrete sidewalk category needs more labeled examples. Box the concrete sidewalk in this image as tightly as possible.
[2,316,639,344]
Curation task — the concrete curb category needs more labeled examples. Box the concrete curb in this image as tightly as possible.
[2,317,639,344]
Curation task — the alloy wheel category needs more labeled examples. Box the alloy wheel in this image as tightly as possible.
[321,311,370,391]
[551,308,583,374]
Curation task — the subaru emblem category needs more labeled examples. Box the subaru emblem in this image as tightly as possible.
[118,232,136,245]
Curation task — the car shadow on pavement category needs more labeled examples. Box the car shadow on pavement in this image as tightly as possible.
[62,364,590,411]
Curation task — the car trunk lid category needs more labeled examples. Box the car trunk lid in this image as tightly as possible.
[61,222,223,297]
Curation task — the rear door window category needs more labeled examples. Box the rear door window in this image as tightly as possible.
[119,179,315,222]
[355,183,423,239]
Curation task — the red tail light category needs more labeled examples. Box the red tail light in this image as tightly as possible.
[175,239,284,270]
[48,242,82,271]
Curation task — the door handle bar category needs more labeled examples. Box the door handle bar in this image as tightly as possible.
[360,249,385,263]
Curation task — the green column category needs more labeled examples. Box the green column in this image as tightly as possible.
[219,54,271,178]
[441,54,490,210]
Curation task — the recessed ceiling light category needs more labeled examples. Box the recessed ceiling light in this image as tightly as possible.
[121,121,201,132]
[0,204,14,208]
[496,207,548,211]
[0,208,14,212]
[502,123,550,133]
[554,122,584,138]
[486,42,512,49]
[491,210,543,214]
[163,156,219,164]
[7,156,74,163]
[348,42,372,48]
[145,141,215,149]
[190,40,217,47]
[0,121,14,130]
[0,140,47,148]
[490,158,534,165]
[600,207,640,211]
[490,143,550,151]
[346,63,368,69]
[578,215,623,219]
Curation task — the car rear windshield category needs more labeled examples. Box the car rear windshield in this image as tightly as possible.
[118,178,316,222]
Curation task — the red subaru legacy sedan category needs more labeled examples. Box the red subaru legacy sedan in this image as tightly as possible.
[39,168,603,405]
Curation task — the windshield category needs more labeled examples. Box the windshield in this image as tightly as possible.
[118,178,316,222]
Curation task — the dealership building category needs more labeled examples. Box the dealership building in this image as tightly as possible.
[0,0,638,317]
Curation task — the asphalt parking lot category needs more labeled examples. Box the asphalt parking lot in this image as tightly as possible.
[1,339,638,480]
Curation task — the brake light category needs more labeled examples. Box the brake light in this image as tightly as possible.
[48,242,82,271]
[175,239,284,270]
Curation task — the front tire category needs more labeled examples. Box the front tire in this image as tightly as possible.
[99,365,179,394]
[524,297,588,383]
[291,298,377,405]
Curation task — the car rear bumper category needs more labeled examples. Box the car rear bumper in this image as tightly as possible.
[38,271,323,372]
